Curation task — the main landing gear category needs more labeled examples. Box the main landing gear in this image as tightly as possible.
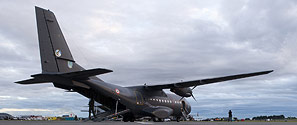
[123,113,135,122]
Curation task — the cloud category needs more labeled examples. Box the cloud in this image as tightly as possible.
[0,0,296,118]
[0,108,52,112]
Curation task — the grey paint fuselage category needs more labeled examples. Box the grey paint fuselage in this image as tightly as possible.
[79,79,191,118]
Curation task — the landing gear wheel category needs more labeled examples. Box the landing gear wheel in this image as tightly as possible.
[176,117,180,122]
[158,118,164,122]
[123,116,129,122]
[129,117,135,122]
[123,113,135,122]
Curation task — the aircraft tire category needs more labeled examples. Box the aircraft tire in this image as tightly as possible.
[158,118,164,122]
[123,116,129,122]
[129,118,135,122]
[176,117,180,122]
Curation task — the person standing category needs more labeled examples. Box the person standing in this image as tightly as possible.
[228,110,232,122]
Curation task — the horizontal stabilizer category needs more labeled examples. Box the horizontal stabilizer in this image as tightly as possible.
[15,78,50,84]
[16,68,112,85]
[61,68,113,80]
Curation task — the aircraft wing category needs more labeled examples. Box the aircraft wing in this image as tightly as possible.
[146,70,273,90]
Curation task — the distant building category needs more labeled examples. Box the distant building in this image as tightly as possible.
[19,115,44,120]
[62,115,69,118]
[0,113,13,120]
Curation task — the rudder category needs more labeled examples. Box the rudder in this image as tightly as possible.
[35,6,83,73]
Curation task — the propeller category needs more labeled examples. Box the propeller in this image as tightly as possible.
[192,85,198,90]
[191,85,198,102]
[190,93,197,102]
[179,85,198,102]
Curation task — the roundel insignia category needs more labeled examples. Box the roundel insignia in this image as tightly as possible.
[68,61,73,68]
[115,88,120,94]
[55,49,61,57]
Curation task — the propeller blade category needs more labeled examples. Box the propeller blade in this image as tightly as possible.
[190,93,197,102]
[192,85,198,90]
[179,97,184,101]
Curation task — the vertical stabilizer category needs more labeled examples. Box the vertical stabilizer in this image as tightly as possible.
[35,6,83,73]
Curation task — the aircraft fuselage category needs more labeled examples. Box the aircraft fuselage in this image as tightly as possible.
[69,79,191,119]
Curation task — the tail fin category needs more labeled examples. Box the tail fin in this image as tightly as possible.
[35,6,83,73]
[15,7,109,85]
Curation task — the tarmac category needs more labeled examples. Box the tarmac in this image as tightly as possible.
[0,121,297,125]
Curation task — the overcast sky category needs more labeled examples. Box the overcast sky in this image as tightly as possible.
[0,0,297,119]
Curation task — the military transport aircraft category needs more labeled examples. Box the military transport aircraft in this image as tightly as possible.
[16,7,273,122]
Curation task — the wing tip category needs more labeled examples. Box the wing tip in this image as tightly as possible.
[264,70,274,74]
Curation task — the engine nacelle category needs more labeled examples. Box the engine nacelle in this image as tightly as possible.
[170,87,192,97]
